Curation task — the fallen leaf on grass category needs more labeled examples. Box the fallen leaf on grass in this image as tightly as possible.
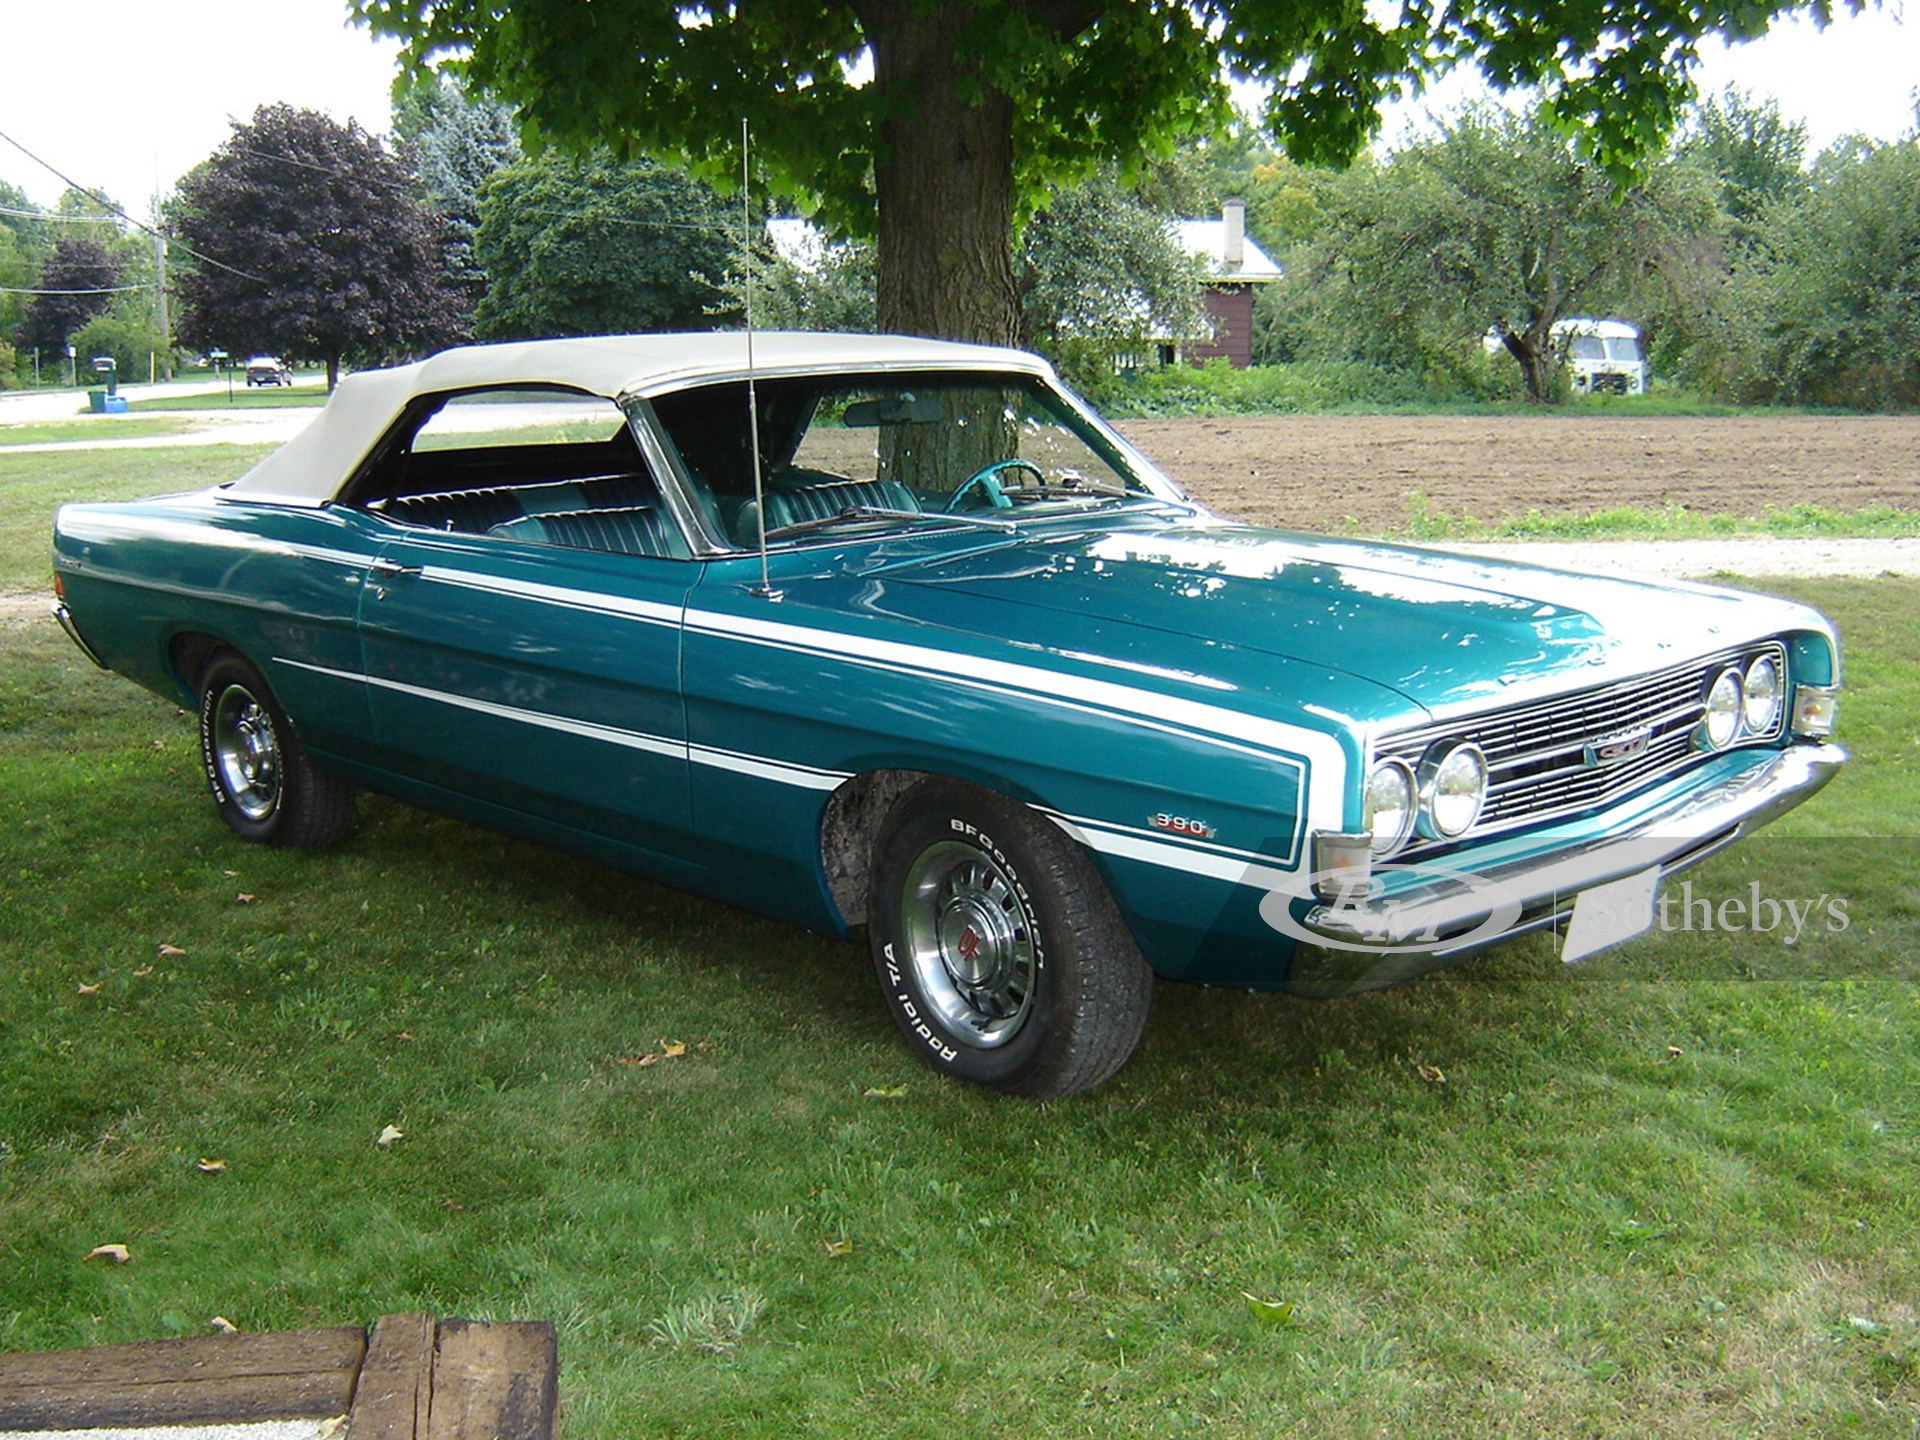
[85,1244,131,1264]
[615,1041,699,1067]
[235,893,256,905]
[195,1158,228,1175]
[863,1085,909,1100]
[1242,1293,1296,1328]
[209,1316,238,1334]
[376,1124,404,1148]
[823,1239,853,1258]
[1414,1063,1447,1085]
[132,966,154,978]
[77,981,104,996]
[1666,1045,1685,1060]
[158,944,187,958]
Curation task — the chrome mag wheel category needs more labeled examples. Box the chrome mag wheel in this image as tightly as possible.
[898,839,1037,1049]
[211,684,282,821]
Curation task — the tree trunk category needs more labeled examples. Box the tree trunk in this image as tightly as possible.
[1500,326,1555,404]
[866,2,1021,346]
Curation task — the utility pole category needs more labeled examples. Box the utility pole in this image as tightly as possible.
[153,224,172,382]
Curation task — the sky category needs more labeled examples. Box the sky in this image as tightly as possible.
[2,0,1918,221]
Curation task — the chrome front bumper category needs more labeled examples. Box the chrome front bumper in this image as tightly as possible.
[1286,741,1846,993]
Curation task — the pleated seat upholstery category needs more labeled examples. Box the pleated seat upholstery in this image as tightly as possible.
[489,506,680,557]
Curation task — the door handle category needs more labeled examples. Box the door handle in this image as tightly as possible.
[369,558,422,580]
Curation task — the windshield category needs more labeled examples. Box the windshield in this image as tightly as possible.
[646,371,1161,549]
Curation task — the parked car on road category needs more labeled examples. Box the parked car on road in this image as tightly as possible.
[245,356,292,386]
[51,334,1845,1096]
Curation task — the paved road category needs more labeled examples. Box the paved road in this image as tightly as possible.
[0,378,318,451]
[0,377,248,424]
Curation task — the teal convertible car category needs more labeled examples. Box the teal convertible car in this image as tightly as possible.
[52,334,1845,1097]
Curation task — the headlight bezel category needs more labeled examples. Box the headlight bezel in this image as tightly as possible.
[1742,654,1784,737]
[1701,667,1744,751]
[1416,741,1489,841]
[1364,757,1417,859]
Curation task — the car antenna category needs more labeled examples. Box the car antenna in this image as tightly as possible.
[742,117,781,602]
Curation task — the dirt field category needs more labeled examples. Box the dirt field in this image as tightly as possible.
[1114,413,1920,533]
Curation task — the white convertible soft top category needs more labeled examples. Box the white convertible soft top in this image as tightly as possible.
[224,332,1052,507]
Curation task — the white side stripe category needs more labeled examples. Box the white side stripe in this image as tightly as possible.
[1042,810,1309,888]
[278,658,850,791]
[306,546,1343,832]
[419,564,684,625]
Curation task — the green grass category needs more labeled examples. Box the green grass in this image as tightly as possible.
[1390,494,1920,542]
[0,416,199,447]
[1095,360,1858,419]
[129,385,330,412]
[0,447,273,594]
[2,456,1916,1437]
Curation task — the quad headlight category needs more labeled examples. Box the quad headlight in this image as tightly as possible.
[1702,667,1744,750]
[1364,757,1416,858]
[1742,655,1783,736]
[1417,742,1488,840]
[1701,655,1790,751]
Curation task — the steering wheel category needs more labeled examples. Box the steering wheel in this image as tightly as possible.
[946,459,1045,512]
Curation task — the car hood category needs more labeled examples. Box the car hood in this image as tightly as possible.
[882,517,1811,720]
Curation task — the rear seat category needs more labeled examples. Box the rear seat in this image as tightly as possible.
[381,473,657,534]
[488,506,682,558]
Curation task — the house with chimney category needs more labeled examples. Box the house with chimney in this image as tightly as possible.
[1171,198,1284,368]
[764,198,1282,369]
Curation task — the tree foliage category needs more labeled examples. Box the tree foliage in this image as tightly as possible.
[170,104,455,388]
[1271,105,1718,401]
[1727,137,1920,408]
[1020,170,1209,387]
[395,72,522,322]
[73,310,169,387]
[735,229,878,337]
[349,0,1826,347]
[1680,89,1812,245]
[14,234,120,359]
[471,150,738,341]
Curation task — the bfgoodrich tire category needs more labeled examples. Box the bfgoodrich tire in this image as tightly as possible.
[868,780,1152,1098]
[196,653,356,848]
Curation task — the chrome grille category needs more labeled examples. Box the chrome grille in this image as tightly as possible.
[1377,642,1787,843]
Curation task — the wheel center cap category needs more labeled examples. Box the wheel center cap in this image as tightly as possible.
[940,897,1010,986]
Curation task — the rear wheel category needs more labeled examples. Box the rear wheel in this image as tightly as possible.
[196,653,355,848]
[868,780,1152,1098]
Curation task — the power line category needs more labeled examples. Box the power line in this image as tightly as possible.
[0,204,122,223]
[0,283,151,295]
[0,125,271,285]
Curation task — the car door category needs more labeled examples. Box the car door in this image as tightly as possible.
[354,525,698,873]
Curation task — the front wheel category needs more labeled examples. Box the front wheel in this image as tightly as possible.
[197,653,356,848]
[868,781,1152,1098]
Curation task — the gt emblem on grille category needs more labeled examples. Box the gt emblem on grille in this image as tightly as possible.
[1584,726,1653,768]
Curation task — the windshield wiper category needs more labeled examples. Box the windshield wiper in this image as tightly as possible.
[759,506,1020,542]
[999,479,1134,501]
